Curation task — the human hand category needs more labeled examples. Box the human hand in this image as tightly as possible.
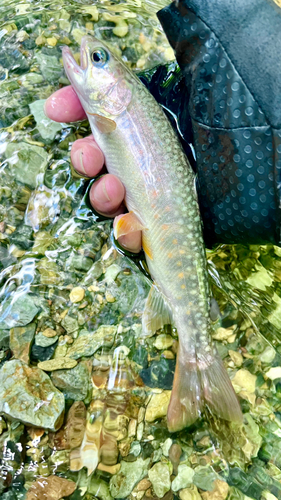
[45,86,142,253]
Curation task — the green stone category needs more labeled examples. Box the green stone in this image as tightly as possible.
[61,315,79,334]
[69,253,93,272]
[32,231,54,254]
[148,462,171,498]
[35,52,63,82]
[10,322,36,364]
[172,464,195,492]
[0,294,39,329]
[5,142,48,189]
[0,330,10,349]
[29,99,63,141]
[88,477,113,500]
[9,224,33,250]
[110,457,150,498]
[0,359,64,431]
[51,361,90,400]
[67,325,116,359]
[35,331,58,347]
[38,357,77,371]
[193,465,218,492]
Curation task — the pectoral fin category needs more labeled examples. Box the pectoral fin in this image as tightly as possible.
[142,230,153,261]
[114,212,145,239]
[142,284,173,337]
[89,113,116,133]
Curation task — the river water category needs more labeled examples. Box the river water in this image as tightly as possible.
[1,1,281,499]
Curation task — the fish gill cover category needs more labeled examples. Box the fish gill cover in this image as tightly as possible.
[0,0,281,499]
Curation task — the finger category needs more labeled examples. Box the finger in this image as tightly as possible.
[89,174,126,217]
[113,220,142,254]
[71,136,104,177]
[44,86,86,122]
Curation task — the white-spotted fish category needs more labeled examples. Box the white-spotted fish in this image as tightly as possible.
[62,36,242,431]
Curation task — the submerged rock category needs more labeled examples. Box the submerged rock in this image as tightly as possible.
[31,341,58,362]
[0,330,9,349]
[35,331,58,347]
[88,476,113,500]
[172,464,195,492]
[179,485,202,500]
[5,142,48,189]
[67,325,116,359]
[26,475,76,500]
[10,322,36,364]
[140,357,175,389]
[25,186,60,231]
[66,401,87,450]
[148,462,171,498]
[110,457,150,498]
[0,294,39,329]
[29,99,63,141]
[51,361,90,400]
[35,53,63,82]
[0,359,64,431]
[145,391,171,422]
[37,358,77,371]
[201,479,229,500]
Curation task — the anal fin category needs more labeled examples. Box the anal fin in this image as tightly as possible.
[142,284,173,337]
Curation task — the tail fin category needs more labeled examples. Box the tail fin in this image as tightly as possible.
[167,346,243,432]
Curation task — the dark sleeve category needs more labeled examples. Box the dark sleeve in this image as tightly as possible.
[157,0,281,247]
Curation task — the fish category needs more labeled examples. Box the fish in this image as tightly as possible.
[62,36,243,432]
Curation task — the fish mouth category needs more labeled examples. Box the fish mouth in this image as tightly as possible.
[62,36,95,85]
[62,45,83,86]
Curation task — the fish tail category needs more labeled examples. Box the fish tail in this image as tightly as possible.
[167,345,243,432]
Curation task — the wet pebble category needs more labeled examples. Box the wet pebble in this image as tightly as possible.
[169,444,182,474]
[42,327,57,338]
[179,485,202,500]
[140,358,175,389]
[232,368,257,393]
[10,322,36,364]
[228,350,243,367]
[154,334,174,350]
[51,361,90,400]
[110,458,150,498]
[31,341,58,362]
[172,465,194,492]
[145,391,171,422]
[148,462,171,498]
[201,479,229,500]
[67,325,116,359]
[35,331,58,347]
[0,359,64,431]
[26,475,76,500]
[69,287,85,303]
[38,357,77,371]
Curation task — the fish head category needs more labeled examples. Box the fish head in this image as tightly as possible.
[62,36,134,119]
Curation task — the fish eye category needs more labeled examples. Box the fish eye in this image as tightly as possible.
[90,48,109,66]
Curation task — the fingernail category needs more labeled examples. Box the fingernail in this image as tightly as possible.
[94,177,111,203]
[72,149,87,176]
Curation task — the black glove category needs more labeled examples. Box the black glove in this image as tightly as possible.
[154,0,281,247]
